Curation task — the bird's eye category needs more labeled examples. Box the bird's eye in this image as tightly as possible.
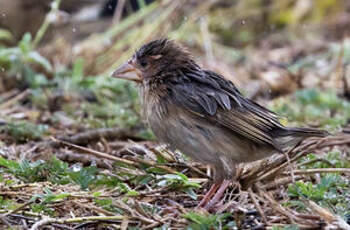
[139,59,148,68]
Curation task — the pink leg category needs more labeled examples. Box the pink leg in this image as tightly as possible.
[197,182,221,208]
[204,179,231,209]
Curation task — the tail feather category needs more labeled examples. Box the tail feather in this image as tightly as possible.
[274,127,329,150]
[283,127,329,138]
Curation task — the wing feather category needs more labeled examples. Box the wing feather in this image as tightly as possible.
[169,69,284,150]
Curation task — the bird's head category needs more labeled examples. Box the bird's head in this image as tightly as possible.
[111,39,194,82]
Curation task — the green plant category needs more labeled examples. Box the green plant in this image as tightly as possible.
[0,156,122,190]
[0,29,13,42]
[288,174,347,201]
[157,173,201,200]
[300,151,350,169]
[0,33,52,81]
[30,187,69,215]
[0,121,49,142]
[270,89,350,129]
[32,187,70,204]
[183,212,234,230]
[68,165,99,190]
[94,198,124,214]
[287,173,350,218]
[271,225,300,230]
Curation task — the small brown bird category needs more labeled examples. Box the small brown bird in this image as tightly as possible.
[111,39,328,208]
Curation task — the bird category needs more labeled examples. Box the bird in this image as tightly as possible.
[111,38,328,209]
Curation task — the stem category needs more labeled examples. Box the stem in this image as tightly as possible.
[32,0,62,48]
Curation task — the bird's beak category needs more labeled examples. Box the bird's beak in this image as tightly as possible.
[110,61,142,82]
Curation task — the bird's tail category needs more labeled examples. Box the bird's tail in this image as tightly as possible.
[283,127,329,138]
[275,127,329,150]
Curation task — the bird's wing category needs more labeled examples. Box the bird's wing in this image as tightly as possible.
[169,69,284,150]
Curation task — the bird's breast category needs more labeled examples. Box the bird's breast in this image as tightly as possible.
[140,85,169,125]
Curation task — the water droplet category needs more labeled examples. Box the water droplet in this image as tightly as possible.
[241,20,246,25]
[1,67,5,72]
[72,163,82,172]
[183,16,188,21]
[72,27,76,32]
[1,12,6,17]
[108,4,113,9]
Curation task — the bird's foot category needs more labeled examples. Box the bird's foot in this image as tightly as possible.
[197,179,231,211]
[204,179,231,210]
[196,182,221,208]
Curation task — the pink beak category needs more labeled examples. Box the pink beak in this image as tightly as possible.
[110,61,142,82]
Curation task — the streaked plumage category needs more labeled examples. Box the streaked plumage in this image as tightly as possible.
[111,38,328,182]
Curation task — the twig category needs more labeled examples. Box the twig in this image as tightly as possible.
[150,146,175,163]
[248,188,267,224]
[138,185,171,196]
[0,191,32,197]
[262,193,297,224]
[125,149,178,174]
[319,137,350,147]
[261,176,303,190]
[305,200,350,230]
[121,216,129,230]
[297,158,335,168]
[112,200,157,225]
[12,213,74,230]
[71,201,116,216]
[165,162,209,178]
[0,216,11,228]
[52,137,177,174]
[112,0,126,24]
[30,217,57,230]
[56,150,112,169]
[0,89,29,110]
[240,140,305,186]
[143,222,162,229]
[295,213,320,220]
[51,137,137,166]
[30,215,126,230]
[253,139,326,183]
[105,0,162,39]
[50,126,141,147]
[0,200,33,218]
[291,168,350,175]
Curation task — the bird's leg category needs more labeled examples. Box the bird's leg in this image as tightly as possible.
[204,179,231,209]
[196,182,221,208]
[283,150,295,183]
